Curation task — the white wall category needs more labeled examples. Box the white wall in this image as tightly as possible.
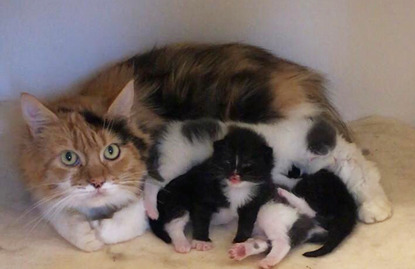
[1,0,414,124]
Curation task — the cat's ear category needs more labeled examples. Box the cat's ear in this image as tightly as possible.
[107,80,135,118]
[20,93,58,136]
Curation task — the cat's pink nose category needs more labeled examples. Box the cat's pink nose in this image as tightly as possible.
[88,177,106,189]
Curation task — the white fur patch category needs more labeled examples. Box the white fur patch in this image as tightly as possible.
[41,207,104,252]
[96,199,148,244]
[157,121,226,182]
[165,212,191,253]
[256,202,300,238]
[224,181,257,211]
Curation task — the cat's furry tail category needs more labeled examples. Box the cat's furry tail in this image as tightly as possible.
[149,218,172,243]
[303,214,356,257]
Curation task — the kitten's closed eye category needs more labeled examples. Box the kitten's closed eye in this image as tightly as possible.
[241,162,253,169]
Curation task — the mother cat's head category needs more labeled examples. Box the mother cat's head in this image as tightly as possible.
[19,81,149,211]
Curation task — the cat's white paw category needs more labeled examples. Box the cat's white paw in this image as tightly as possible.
[72,223,104,252]
[358,198,392,223]
[97,218,121,244]
[97,218,142,245]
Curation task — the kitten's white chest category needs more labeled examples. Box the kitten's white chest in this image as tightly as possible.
[224,181,256,211]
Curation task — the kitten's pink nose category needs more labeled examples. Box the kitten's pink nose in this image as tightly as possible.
[88,177,106,189]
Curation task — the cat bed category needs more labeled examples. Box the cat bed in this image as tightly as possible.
[0,114,413,269]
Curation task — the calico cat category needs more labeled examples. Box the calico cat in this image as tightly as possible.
[229,169,357,268]
[20,43,390,252]
[19,82,149,251]
[79,43,388,223]
[149,127,275,253]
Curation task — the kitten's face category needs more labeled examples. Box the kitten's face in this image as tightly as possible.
[211,128,273,187]
[20,81,149,211]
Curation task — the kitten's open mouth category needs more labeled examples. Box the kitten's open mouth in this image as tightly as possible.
[229,174,241,185]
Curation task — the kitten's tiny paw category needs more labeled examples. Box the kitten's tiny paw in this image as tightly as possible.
[146,208,159,220]
[73,224,104,252]
[173,240,191,253]
[229,243,247,261]
[358,198,392,223]
[191,240,213,251]
[144,200,159,220]
[258,258,277,269]
[277,187,289,198]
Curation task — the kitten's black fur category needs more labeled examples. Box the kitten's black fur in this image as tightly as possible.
[292,169,357,257]
[149,127,274,245]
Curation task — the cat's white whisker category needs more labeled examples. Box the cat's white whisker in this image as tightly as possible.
[24,194,75,233]
[16,190,72,224]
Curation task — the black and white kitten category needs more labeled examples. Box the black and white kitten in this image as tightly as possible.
[144,118,227,220]
[149,127,275,253]
[229,169,357,268]
[292,168,358,257]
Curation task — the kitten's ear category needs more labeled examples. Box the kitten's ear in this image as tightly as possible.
[107,80,135,118]
[20,93,58,136]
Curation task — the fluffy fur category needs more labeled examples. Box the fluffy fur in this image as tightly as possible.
[81,43,390,223]
[20,43,391,252]
[20,82,149,251]
[149,127,275,253]
[82,43,349,136]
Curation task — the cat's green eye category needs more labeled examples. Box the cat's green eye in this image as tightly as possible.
[60,151,80,167]
[104,144,120,160]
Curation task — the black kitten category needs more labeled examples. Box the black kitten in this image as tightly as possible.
[149,127,274,253]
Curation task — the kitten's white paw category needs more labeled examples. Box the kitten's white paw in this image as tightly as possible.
[144,202,159,220]
[229,243,249,261]
[277,187,289,198]
[191,240,214,251]
[358,198,392,223]
[72,223,104,252]
[173,239,192,253]
[258,258,277,269]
